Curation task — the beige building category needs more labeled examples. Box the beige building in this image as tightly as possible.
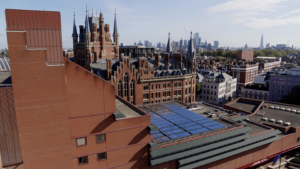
[241,84,269,100]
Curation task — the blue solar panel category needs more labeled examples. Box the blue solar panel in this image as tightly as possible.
[190,128,209,134]
[163,129,185,135]
[175,120,192,125]
[179,132,191,137]
[178,122,197,128]
[184,125,203,131]
[207,124,226,130]
[160,126,180,132]
[196,119,214,124]
[201,122,220,127]
[159,123,175,128]
[150,130,159,134]
[153,132,164,138]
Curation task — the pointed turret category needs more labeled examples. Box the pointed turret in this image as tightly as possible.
[187,32,195,60]
[166,33,172,54]
[72,10,78,45]
[113,9,119,60]
[85,8,90,33]
[113,10,118,35]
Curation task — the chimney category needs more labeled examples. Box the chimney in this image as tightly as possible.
[161,53,170,66]
[105,24,110,33]
[149,53,153,59]
[120,53,124,60]
[155,53,159,66]
[138,57,143,75]
[106,58,112,79]
[173,53,183,69]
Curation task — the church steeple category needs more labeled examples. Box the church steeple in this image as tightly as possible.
[113,8,119,60]
[85,6,90,33]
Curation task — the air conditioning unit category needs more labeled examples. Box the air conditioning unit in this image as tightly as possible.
[269,106,274,109]
[276,120,283,124]
[275,107,279,110]
[292,109,296,113]
[280,107,285,110]
[269,118,275,122]
[286,108,291,111]
[284,122,291,126]
[262,117,268,121]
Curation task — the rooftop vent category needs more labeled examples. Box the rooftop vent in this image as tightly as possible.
[269,118,275,122]
[275,107,279,110]
[286,108,291,111]
[292,109,296,113]
[280,107,285,110]
[269,106,274,109]
[297,111,300,114]
[276,120,283,124]
[262,117,268,121]
[284,122,291,126]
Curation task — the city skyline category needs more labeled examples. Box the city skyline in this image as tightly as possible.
[1,0,300,49]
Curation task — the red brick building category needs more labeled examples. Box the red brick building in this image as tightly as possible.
[237,50,254,61]
[4,8,300,169]
[72,9,119,70]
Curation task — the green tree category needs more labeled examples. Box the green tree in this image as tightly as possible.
[196,83,201,95]
[281,85,300,105]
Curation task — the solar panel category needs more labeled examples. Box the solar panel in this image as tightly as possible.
[159,123,175,128]
[178,122,197,128]
[196,119,214,124]
[163,129,185,135]
[150,130,159,134]
[184,125,203,131]
[190,128,209,134]
[201,122,220,127]
[174,120,192,125]
[153,132,164,138]
[207,124,226,130]
[160,126,180,132]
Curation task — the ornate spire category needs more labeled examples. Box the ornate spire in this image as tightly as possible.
[85,5,90,33]
[187,31,195,60]
[113,8,118,35]
[72,9,78,35]
[166,33,172,53]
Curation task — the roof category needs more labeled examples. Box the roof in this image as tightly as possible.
[115,97,146,118]
[249,102,300,127]
[227,100,261,113]
[72,13,78,35]
[113,13,118,35]
[243,84,269,91]
[0,72,12,86]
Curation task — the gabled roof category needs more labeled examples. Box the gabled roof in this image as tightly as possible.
[216,73,232,80]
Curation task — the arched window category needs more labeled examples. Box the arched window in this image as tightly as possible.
[118,80,122,97]
[130,79,135,97]
[124,73,129,97]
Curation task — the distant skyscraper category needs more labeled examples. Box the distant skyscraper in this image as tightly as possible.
[208,43,212,50]
[199,38,201,46]
[260,34,264,49]
[144,40,149,47]
[214,41,219,48]
[149,42,152,48]
[166,33,172,53]
[194,33,199,47]
[184,40,188,46]
[134,42,137,46]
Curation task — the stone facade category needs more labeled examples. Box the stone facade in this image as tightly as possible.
[242,84,269,101]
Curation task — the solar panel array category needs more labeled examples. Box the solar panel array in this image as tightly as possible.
[140,103,226,143]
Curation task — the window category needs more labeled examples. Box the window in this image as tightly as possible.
[144,70,148,75]
[163,91,166,97]
[130,80,135,96]
[143,85,149,91]
[151,93,153,98]
[167,91,170,96]
[143,93,149,99]
[163,84,166,89]
[77,137,86,147]
[178,90,181,95]
[124,73,129,97]
[174,83,177,87]
[168,83,171,88]
[78,156,88,165]
[118,81,122,97]
[97,152,107,161]
[96,134,105,143]
[174,90,177,95]
[178,83,182,87]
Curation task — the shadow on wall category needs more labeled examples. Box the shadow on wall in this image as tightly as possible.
[129,127,149,145]
[90,114,115,134]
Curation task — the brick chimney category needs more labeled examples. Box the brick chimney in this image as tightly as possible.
[94,52,98,63]
[138,57,143,75]
[155,53,159,66]
[173,53,182,69]
[161,53,170,66]
[106,58,112,79]
[105,24,110,33]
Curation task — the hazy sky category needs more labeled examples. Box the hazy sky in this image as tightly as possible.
[1,0,300,49]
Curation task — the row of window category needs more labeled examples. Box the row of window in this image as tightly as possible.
[272,81,299,86]
[244,91,268,95]
[143,82,185,91]
[78,152,107,165]
[118,73,135,97]
[144,90,184,99]
[76,134,106,147]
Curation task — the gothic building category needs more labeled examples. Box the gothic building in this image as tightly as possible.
[90,33,197,105]
[72,9,119,70]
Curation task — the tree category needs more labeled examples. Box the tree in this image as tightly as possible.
[281,85,300,105]
[196,83,201,95]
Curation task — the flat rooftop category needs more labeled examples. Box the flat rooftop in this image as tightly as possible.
[249,102,300,128]
[228,100,260,113]
[139,102,236,145]
[115,98,144,118]
[244,121,270,135]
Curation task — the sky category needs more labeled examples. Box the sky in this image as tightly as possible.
[1,0,300,49]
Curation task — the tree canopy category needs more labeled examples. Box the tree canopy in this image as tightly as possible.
[280,85,300,105]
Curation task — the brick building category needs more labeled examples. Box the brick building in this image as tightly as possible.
[5,8,300,169]
[91,51,197,105]
[237,50,254,61]
[72,9,119,70]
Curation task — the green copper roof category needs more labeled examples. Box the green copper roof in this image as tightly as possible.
[113,112,126,120]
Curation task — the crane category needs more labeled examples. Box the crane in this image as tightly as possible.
[184,27,189,39]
